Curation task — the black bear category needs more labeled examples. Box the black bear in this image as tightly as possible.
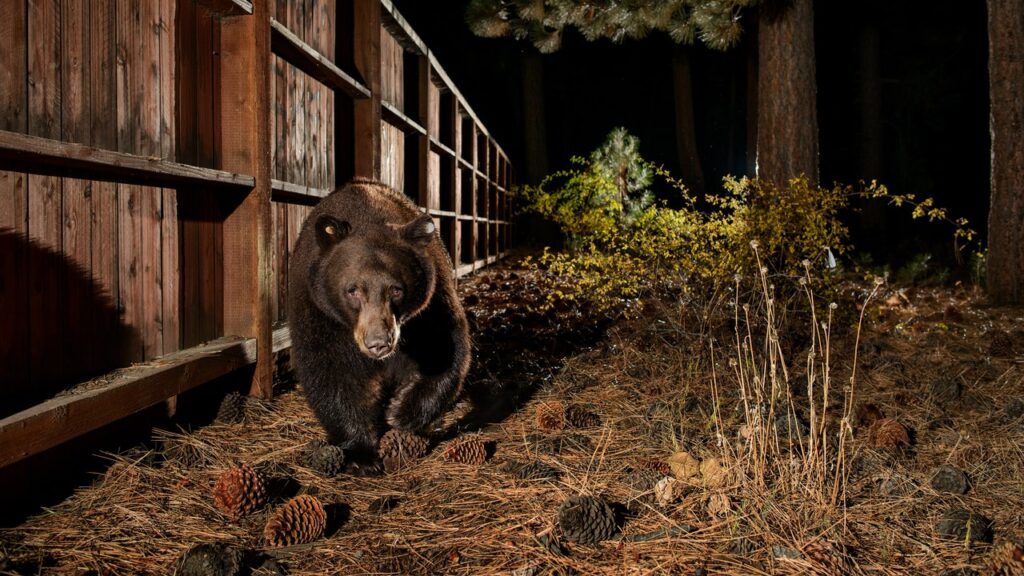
[287,179,471,472]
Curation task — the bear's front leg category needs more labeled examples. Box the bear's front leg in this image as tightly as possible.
[304,372,386,476]
[385,361,460,433]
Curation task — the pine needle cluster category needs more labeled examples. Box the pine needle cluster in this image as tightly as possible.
[465,0,762,53]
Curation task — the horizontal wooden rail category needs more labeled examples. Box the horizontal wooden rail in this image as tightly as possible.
[271,178,331,205]
[270,18,371,100]
[455,254,507,277]
[381,101,427,135]
[428,137,460,161]
[0,337,257,469]
[427,208,458,218]
[0,130,255,191]
[379,0,428,54]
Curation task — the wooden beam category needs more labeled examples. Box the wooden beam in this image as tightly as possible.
[218,9,273,399]
[0,337,256,469]
[381,100,426,136]
[455,253,507,278]
[195,0,252,17]
[428,136,457,160]
[379,0,427,55]
[271,178,330,205]
[0,129,254,191]
[269,17,371,100]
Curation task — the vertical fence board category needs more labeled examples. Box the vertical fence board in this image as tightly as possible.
[28,0,65,387]
[286,0,305,310]
[176,0,199,346]
[271,0,288,322]
[219,4,273,397]
[160,0,179,355]
[137,0,164,358]
[0,0,29,405]
[353,0,381,179]
[116,0,144,363]
[90,0,120,367]
[61,0,95,378]
[449,103,462,267]
[321,0,335,190]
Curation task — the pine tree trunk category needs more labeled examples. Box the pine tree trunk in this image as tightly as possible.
[858,14,888,249]
[745,19,759,177]
[672,45,705,196]
[521,53,548,184]
[986,0,1024,304]
[755,0,818,185]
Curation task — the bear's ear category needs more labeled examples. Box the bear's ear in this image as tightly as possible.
[399,214,435,248]
[316,215,350,249]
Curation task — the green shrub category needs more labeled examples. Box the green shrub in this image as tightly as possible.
[516,129,974,316]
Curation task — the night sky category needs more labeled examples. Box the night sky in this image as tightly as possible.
[392,1,990,266]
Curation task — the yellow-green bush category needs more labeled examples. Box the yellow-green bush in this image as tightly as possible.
[516,130,974,316]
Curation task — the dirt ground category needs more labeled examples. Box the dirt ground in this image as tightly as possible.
[1,257,1023,575]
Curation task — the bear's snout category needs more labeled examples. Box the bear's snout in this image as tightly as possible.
[355,307,400,360]
[363,334,393,359]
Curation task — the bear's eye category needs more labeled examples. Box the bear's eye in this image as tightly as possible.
[346,285,358,297]
[389,286,404,300]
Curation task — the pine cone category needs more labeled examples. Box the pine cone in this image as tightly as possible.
[176,542,246,576]
[989,330,1015,358]
[536,401,565,431]
[633,457,671,477]
[264,495,327,547]
[302,441,346,477]
[212,464,267,520]
[627,467,663,498]
[214,391,246,424]
[855,403,885,427]
[802,539,851,576]
[442,437,488,465]
[867,418,911,449]
[565,404,601,428]
[557,495,617,544]
[989,541,1024,575]
[500,459,560,481]
[379,429,430,473]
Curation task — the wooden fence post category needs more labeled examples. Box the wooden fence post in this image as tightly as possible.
[218,7,273,399]
[354,0,381,180]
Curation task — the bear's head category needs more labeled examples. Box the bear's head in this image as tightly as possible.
[308,212,437,360]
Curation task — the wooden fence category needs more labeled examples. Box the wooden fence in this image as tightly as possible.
[0,0,512,469]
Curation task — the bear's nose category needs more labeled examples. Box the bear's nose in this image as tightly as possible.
[365,338,392,358]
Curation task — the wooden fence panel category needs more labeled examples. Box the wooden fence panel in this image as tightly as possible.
[0,0,511,466]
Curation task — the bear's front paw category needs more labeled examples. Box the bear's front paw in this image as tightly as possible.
[386,398,435,434]
[344,458,384,477]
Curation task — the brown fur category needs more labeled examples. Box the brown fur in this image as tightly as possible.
[287,179,471,472]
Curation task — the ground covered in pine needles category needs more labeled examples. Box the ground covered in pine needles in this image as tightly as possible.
[2,257,1024,575]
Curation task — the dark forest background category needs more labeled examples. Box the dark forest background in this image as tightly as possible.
[392,1,990,267]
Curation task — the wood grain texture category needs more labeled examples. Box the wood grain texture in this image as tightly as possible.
[0,336,257,469]
[159,0,179,354]
[353,0,381,179]
[28,0,65,389]
[218,1,273,398]
[756,0,819,185]
[61,0,96,379]
[986,0,1024,304]
[1,0,30,403]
